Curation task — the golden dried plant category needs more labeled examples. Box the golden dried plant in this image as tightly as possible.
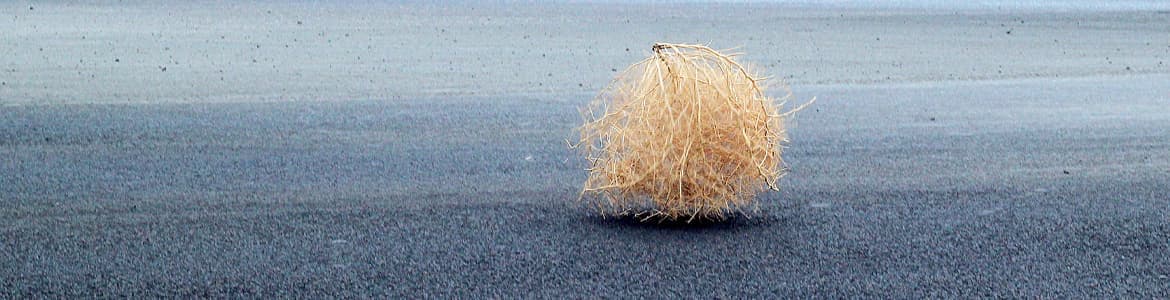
[576,43,812,222]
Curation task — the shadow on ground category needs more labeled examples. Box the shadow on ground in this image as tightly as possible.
[581,210,785,231]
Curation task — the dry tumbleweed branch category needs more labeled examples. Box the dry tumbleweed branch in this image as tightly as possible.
[576,43,813,222]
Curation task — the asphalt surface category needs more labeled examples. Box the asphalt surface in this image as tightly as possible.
[2,74,1169,297]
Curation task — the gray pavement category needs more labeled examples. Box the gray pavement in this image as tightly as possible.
[3,74,1169,297]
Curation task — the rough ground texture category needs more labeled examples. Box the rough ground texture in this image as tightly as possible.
[2,1,1170,298]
